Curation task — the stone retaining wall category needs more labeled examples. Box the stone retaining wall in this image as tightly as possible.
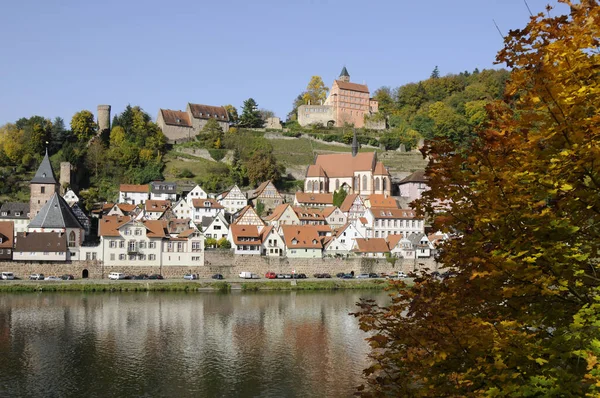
[0,253,442,280]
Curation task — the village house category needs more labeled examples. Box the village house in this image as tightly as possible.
[144,200,171,220]
[232,205,265,226]
[0,222,14,260]
[119,184,149,205]
[156,103,230,144]
[150,181,177,201]
[293,207,326,225]
[14,231,69,262]
[365,194,398,209]
[228,225,262,255]
[364,208,425,239]
[388,233,434,259]
[281,225,323,258]
[70,203,91,237]
[263,204,300,228]
[185,185,208,205]
[192,199,224,222]
[398,170,429,203]
[107,203,140,218]
[260,226,286,257]
[340,194,367,223]
[321,206,347,229]
[293,192,333,208]
[352,238,390,258]
[202,213,229,240]
[217,185,247,215]
[172,198,194,220]
[322,222,362,257]
[249,181,284,214]
[0,203,29,237]
[63,189,79,206]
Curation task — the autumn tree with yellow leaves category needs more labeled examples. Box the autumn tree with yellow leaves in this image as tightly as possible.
[354,1,600,396]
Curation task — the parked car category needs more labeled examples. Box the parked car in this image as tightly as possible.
[368,273,378,278]
[397,271,408,278]
[212,274,224,280]
[133,274,148,280]
[276,273,286,279]
[283,274,292,279]
[336,272,346,278]
[239,271,253,279]
[44,276,62,281]
[183,274,198,280]
[265,272,277,279]
[250,273,260,279]
[29,273,45,280]
[108,272,125,280]
[61,274,75,280]
[356,273,370,279]
[321,273,331,278]
[313,273,323,278]
[342,274,354,279]
[147,274,164,280]
[1,272,15,280]
[291,273,306,279]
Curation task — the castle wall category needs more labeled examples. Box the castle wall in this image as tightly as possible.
[298,105,335,127]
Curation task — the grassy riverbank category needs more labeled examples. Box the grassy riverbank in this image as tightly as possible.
[0,279,398,293]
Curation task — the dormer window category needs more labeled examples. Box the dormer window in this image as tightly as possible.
[292,238,298,245]
[1,212,6,216]
[176,118,181,123]
[15,212,20,216]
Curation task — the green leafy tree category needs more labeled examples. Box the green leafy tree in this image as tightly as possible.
[372,87,394,117]
[217,237,231,249]
[245,150,283,186]
[354,2,600,395]
[223,104,238,124]
[197,118,224,149]
[205,238,217,248]
[255,199,265,217]
[238,98,264,128]
[70,110,97,142]
[332,188,347,208]
[287,94,304,122]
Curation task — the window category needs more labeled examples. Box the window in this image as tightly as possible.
[139,241,146,249]
[129,254,136,261]
[135,229,141,236]
[86,252,91,260]
[41,186,45,194]
[119,241,125,249]
[119,254,125,260]
[109,241,116,248]
[125,229,131,236]
[68,231,76,247]
[149,242,156,249]
[149,254,156,260]
[177,242,183,252]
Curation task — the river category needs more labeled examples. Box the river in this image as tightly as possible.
[0,290,390,397]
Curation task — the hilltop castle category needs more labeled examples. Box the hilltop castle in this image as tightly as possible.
[298,67,385,129]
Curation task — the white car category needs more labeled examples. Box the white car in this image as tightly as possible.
[108,272,126,280]
[183,274,198,280]
[1,272,15,280]
[397,271,408,278]
[44,276,62,281]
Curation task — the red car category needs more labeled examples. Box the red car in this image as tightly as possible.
[265,272,277,279]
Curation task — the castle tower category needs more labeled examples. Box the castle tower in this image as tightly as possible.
[97,105,111,136]
[339,66,350,83]
[30,149,60,220]
[59,162,72,194]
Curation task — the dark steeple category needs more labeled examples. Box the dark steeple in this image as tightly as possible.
[31,148,58,184]
[28,193,83,229]
[339,66,350,83]
[352,129,359,157]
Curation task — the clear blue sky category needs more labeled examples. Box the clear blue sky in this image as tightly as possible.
[0,0,569,125]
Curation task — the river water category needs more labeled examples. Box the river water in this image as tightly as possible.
[0,290,390,397]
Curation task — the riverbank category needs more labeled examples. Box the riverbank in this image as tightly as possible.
[0,278,404,293]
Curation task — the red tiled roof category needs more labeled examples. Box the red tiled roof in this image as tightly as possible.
[192,198,224,209]
[99,215,132,237]
[354,238,390,253]
[295,192,333,206]
[306,165,327,178]
[15,232,67,252]
[313,152,376,178]
[320,206,340,218]
[145,200,171,212]
[160,109,192,127]
[399,170,428,184]
[367,194,398,209]
[230,225,261,245]
[386,233,405,249]
[144,220,167,238]
[335,80,369,93]
[281,225,323,249]
[188,103,229,121]
[120,184,149,193]
[374,162,389,176]
[371,208,417,219]
[340,194,361,212]
[117,203,137,213]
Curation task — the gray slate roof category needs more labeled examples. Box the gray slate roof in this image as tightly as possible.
[150,181,177,194]
[201,216,213,229]
[29,193,83,229]
[340,66,350,77]
[0,202,30,219]
[31,149,58,184]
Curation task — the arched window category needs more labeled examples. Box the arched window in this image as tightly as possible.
[335,179,340,190]
[313,181,318,192]
[375,177,380,191]
[68,231,76,247]
[362,175,367,192]
[354,176,360,191]
[383,177,387,191]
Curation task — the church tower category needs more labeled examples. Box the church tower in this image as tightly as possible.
[339,66,350,83]
[29,149,60,220]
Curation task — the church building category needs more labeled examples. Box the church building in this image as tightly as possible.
[304,132,391,196]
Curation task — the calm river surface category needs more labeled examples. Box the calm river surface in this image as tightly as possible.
[0,290,390,397]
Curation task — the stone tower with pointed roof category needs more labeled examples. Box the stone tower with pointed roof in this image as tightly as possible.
[30,149,60,220]
[339,66,350,83]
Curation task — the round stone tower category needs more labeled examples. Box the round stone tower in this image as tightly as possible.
[60,162,72,194]
[97,105,111,135]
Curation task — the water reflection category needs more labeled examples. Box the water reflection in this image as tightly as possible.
[0,290,389,397]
